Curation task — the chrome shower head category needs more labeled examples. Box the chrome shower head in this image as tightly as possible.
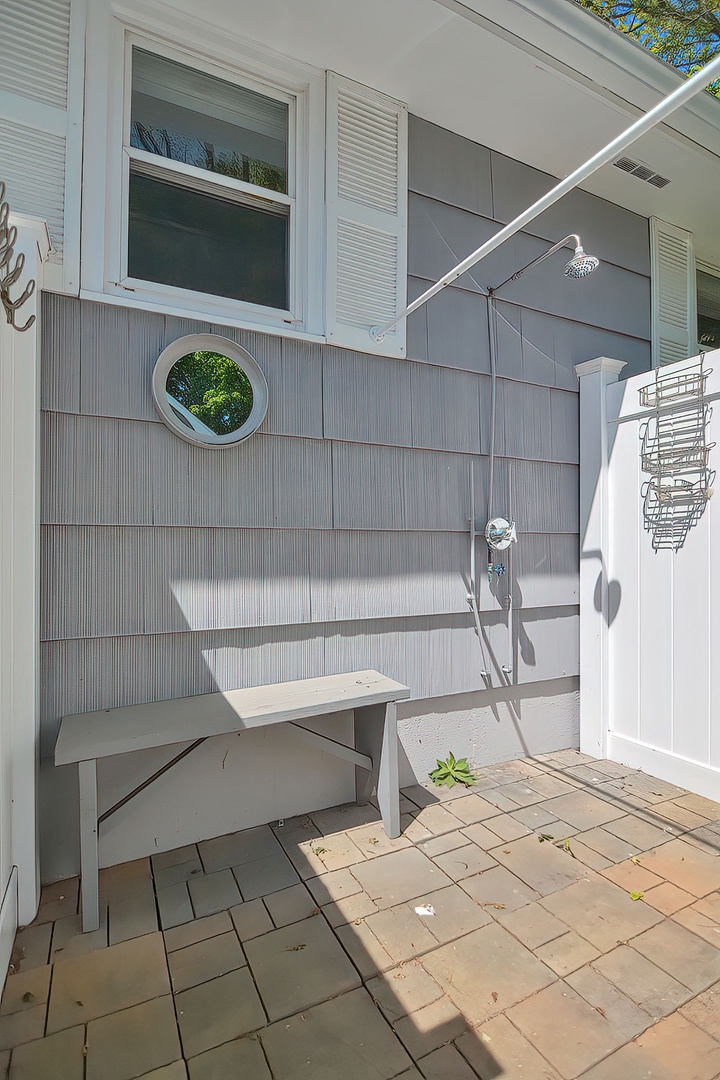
[564,244,600,279]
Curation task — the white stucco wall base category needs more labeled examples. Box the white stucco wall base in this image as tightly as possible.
[397,678,580,785]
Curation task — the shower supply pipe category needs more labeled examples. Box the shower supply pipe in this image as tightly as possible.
[369,50,720,343]
[468,466,491,680]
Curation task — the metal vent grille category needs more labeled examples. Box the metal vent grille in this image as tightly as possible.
[613,157,671,189]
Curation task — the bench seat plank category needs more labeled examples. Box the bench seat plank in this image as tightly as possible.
[55,669,410,766]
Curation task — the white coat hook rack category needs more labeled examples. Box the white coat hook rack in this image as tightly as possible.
[0,182,37,333]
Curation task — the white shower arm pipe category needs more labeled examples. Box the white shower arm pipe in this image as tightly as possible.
[370,51,720,343]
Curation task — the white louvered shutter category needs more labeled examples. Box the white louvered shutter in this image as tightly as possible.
[650,218,697,367]
[326,73,407,357]
[0,0,77,293]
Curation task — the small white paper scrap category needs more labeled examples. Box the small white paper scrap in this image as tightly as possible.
[415,904,435,916]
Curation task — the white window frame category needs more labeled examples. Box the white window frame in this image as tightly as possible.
[81,2,325,338]
[697,260,720,351]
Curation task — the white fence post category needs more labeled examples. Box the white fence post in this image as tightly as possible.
[0,216,50,936]
[575,358,626,759]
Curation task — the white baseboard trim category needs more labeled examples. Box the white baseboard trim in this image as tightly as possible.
[0,867,18,990]
[608,733,720,801]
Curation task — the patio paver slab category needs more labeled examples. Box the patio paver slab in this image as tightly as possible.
[244,913,360,1020]
[163,911,233,953]
[638,838,720,896]
[263,882,319,927]
[442,794,502,824]
[0,1007,46,1052]
[85,995,181,1080]
[416,1044,479,1080]
[175,967,266,1059]
[574,827,641,863]
[507,980,629,1078]
[363,906,438,963]
[141,1063,189,1080]
[260,987,412,1080]
[198,826,281,873]
[539,876,664,951]
[634,1012,720,1080]
[306,867,362,905]
[334,921,394,978]
[642,881,695,916]
[187,1035,271,1080]
[232,852,299,900]
[483,813,530,842]
[565,963,652,1039]
[535,930,600,976]
[322,891,378,927]
[366,961,443,1022]
[416,831,471,858]
[576,1041,675,1079]
[539,791,626,831]
[460,864,540,911]
[432,844,496,880]
[156,883,193,930]
[592,945,692,1018]
[671,901,720,946]
[46,932,170,1033]
[602,815,678,852]
[415,883,491,943]
[491,834,594,896]
[630,918,720,992]
[7,1024,84,1080]
[497,901,568,949]
[351,848,451,909]
[9,924,51,975]
[50,912,108,961]
[422,921,555,1025]
[393,994,469,1058]
[168,931,246,993]
[456,1014,563,1080]
[0,966,51,1016]
[680,980,720,1040]
[187,869,241,917]
[229,900,273,942]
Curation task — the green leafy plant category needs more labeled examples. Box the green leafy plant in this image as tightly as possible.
[429,752,476,789]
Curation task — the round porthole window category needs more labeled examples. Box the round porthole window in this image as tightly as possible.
[152,334,269,448]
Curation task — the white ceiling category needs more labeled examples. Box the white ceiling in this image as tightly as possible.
[163,0,720,264]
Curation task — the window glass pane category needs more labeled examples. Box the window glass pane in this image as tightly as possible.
[128,169,289,309]
[698,269,720,351]
[131,48,288,193]
[166,351,254,436]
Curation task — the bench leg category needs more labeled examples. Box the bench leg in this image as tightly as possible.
[354,701,400,839]
[78,760,100,933]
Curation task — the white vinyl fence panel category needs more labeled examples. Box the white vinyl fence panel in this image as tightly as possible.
[578,351,720,798]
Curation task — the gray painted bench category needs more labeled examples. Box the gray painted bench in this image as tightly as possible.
[54,669,410,931]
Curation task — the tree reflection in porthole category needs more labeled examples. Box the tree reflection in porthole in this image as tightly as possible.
[165,351,254,436]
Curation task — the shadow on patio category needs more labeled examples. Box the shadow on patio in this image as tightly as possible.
[3,749,720,1079]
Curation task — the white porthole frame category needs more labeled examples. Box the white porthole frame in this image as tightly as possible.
[151,334,269,448]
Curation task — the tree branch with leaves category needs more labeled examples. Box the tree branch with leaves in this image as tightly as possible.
[575,1,720,95]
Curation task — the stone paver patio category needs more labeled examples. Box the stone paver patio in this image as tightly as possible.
[2,749,720,1079]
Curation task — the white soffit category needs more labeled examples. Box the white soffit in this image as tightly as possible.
[159,0,720,260]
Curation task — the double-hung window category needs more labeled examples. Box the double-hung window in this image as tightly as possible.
[82,7,407,353]
[697,265,720,352]
[126,46,293,314]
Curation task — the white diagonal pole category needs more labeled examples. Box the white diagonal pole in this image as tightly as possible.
[370,51,720,342]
